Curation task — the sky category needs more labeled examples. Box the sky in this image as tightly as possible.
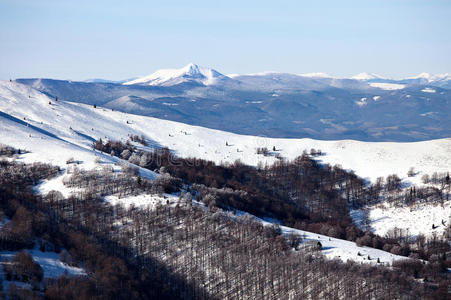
[1,0,450,80]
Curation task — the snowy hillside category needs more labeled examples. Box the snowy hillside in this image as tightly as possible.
[123,63,229,86]
[257,214,409,265]
[1,80,450,186]
[0,81,157,179]
[106,191,410,266]
[352,200,451,238]
[1,80,450,267]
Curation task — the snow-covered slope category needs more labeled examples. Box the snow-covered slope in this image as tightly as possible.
[352,200,451,238]
[104,192,411,265]
[0,248,85,279]
[123,63,229,86]
[258,214,409,265]
[407,72,451,82]
[298,72,333,78]
[0,81,157,179]
[351,72,385,80]
[369,82,406,90]
[1,81,449,265]
[1,80,450,186]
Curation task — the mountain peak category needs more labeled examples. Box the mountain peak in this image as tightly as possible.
[123,64,226,86]
[182,63,201,74]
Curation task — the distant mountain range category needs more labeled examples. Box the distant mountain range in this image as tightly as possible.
[14,63,451,142]
[117,63,451,89]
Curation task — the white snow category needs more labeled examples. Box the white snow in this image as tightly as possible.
[234,211,409,265]
[420,112,437,117]
[34,172,77,198]
[220,70,450,83]
[0,248,85,278]
[299,72,334,78]
[373,96,381,101]
[421,87,436,93]
[407,72,451,82]
[407,72,432,80]
[226,73,240,78]
[351,72,385,80]
[369,82,406,90]
[352,200,451,238]
[105,193,178,208]
[356,97,367,106]
[0,80,157,179]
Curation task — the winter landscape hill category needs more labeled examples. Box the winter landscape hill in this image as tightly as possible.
[1,79,450,235]
[16,63,451,142]
[2,0,451,297]
[1,75,450,298]
[1,79,450,184]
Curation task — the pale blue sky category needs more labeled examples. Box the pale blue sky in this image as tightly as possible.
[1,0,450,80]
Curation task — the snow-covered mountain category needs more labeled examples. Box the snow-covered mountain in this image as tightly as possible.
[84,64,451,89]
[350,72,451,89]
[14,64,451,142]
[407,72,451,82]
[16,77,451,142]
[351,72,385,80]
[1,80,449,262]
[123,63,230,87]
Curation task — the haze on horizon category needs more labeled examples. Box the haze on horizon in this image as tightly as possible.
[1,0,450,81]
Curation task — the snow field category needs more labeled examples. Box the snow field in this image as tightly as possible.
[352,200,451,238]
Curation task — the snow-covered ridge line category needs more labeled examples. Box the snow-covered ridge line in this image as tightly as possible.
[118,63,450,86]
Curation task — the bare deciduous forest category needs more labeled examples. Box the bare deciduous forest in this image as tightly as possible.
[0,143,449,299]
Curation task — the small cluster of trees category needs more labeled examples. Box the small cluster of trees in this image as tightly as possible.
[93,138,136,157]
[4,250,43,288]
[422,172,450,186]
[129,134,148,146]
[256,147,270,156]
[0,144,16,156]
[309,148,322,156]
